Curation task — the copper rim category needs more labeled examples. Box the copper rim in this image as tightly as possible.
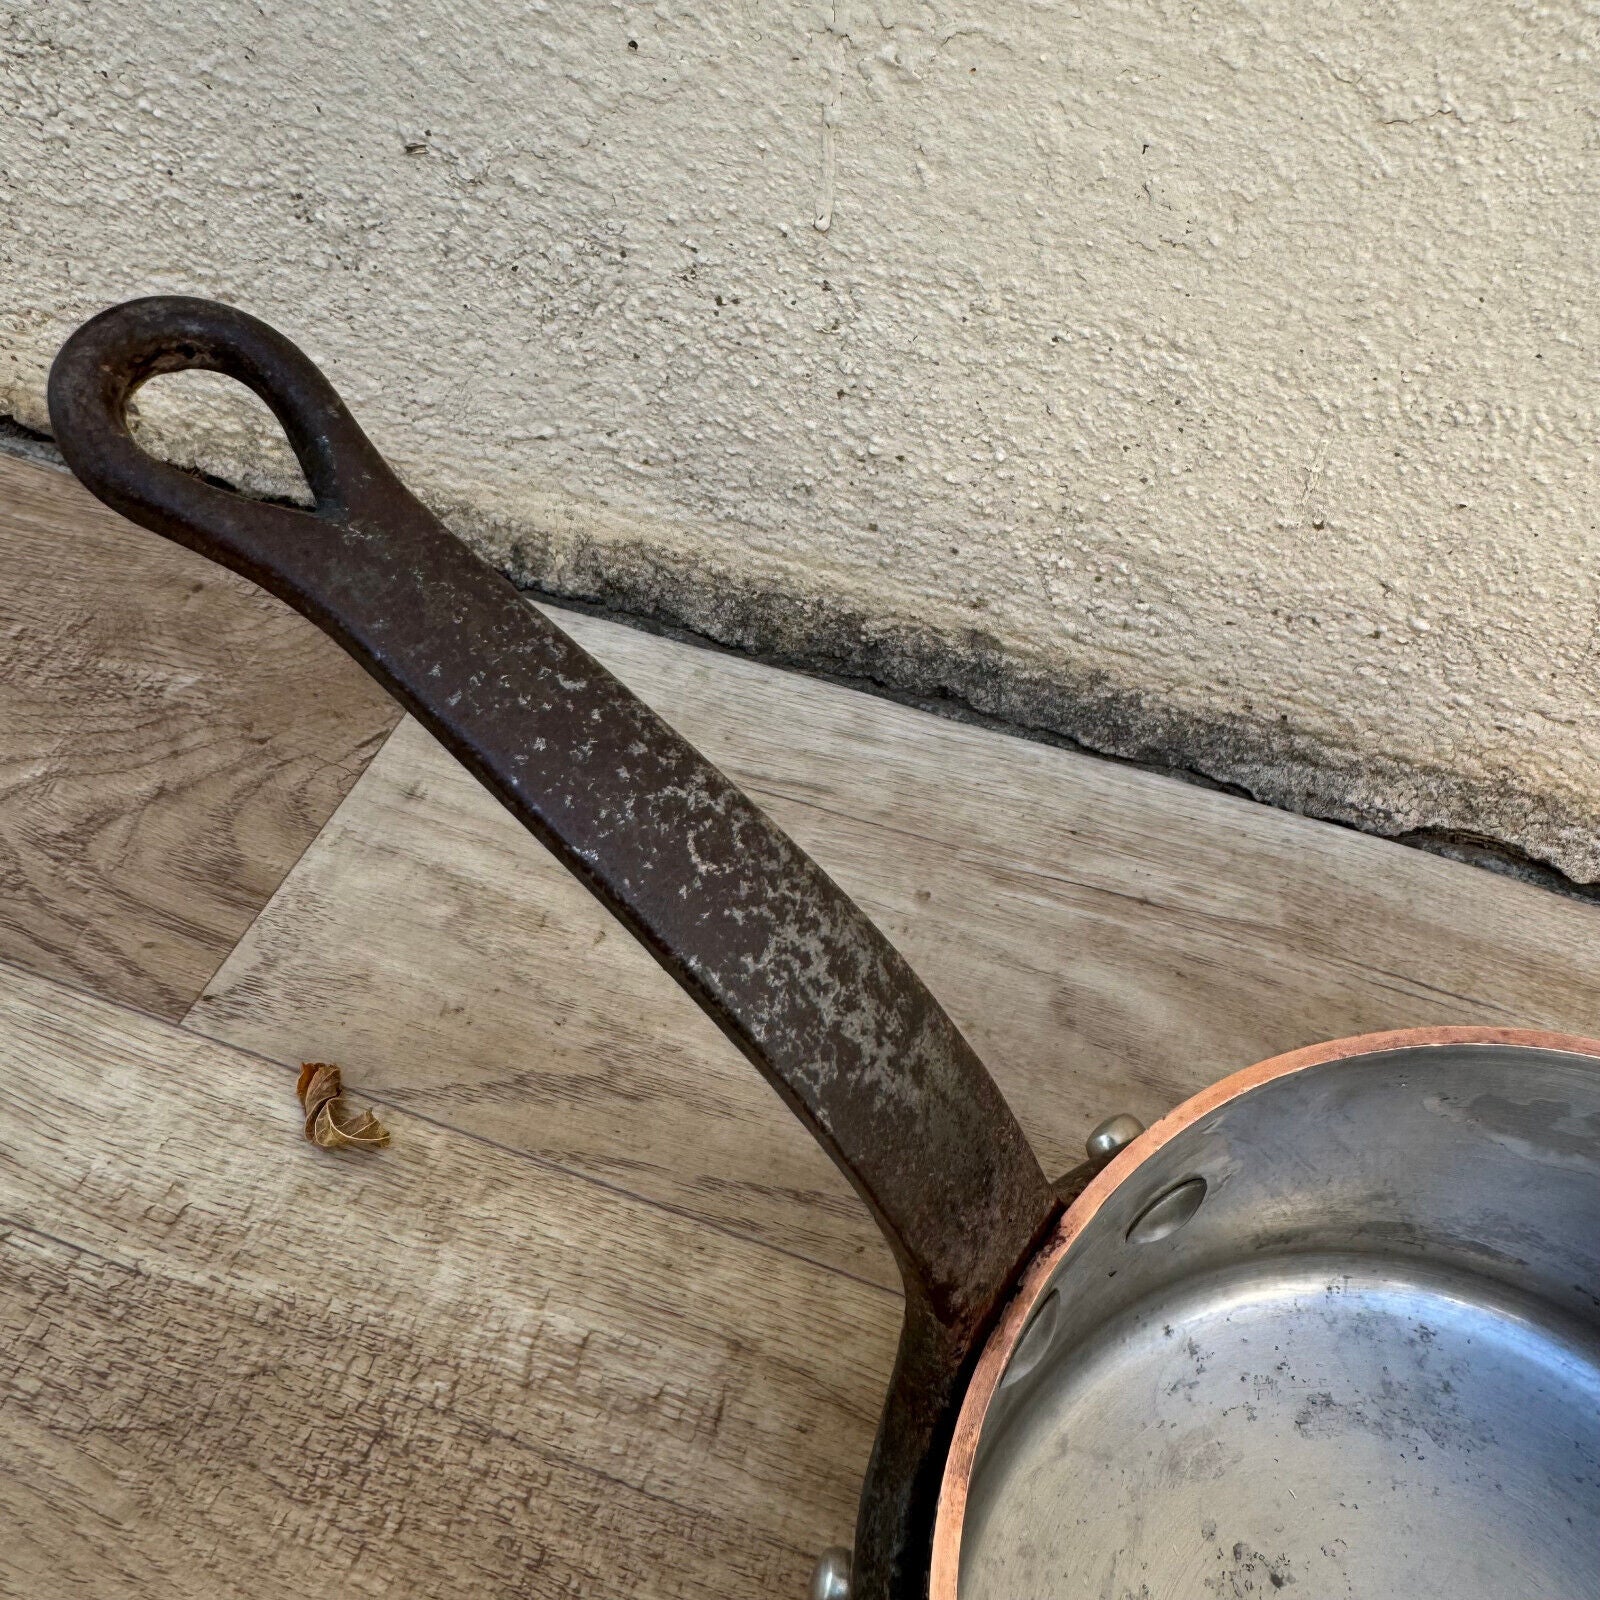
[927,1025,1600,1600]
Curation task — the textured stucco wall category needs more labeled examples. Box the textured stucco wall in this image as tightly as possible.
[5,1,1600,879]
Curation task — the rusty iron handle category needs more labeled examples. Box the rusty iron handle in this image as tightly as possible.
[49,297,1057,1597]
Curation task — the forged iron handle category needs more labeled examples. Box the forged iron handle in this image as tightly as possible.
[49,297,1057,1597]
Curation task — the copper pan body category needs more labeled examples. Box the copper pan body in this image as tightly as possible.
[934,1028,1600,1600]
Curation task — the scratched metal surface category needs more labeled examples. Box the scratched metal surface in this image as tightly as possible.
[960,1043,1600,1598]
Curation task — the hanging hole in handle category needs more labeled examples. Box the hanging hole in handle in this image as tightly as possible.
[129,368,316,508]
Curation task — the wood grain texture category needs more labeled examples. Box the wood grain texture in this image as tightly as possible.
[0,453,400,1018]
[189,605,1600,1289]
[0,958,893,1599]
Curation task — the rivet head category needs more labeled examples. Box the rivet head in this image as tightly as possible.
[1000,1287,1062,1390]
[809,1546,852,1600]
[1086,1112,1146,1165]
[1126,1175,1208,1244]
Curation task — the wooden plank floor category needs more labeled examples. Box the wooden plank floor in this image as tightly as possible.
[5,449,1600,1596]
[0,959,891,1599]
[0,455,399,1018]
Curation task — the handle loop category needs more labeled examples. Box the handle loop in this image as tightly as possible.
[47,295,389,517]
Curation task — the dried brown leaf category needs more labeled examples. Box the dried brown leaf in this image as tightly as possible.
[296,1061,390,1151]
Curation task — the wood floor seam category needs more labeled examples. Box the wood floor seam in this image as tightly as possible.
[187,997,905,1304]
[177,714,412,1023]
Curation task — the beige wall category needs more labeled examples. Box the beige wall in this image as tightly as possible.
[5,1,1600,879]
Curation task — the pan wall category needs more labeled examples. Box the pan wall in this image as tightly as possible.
[4,1,1599,879]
